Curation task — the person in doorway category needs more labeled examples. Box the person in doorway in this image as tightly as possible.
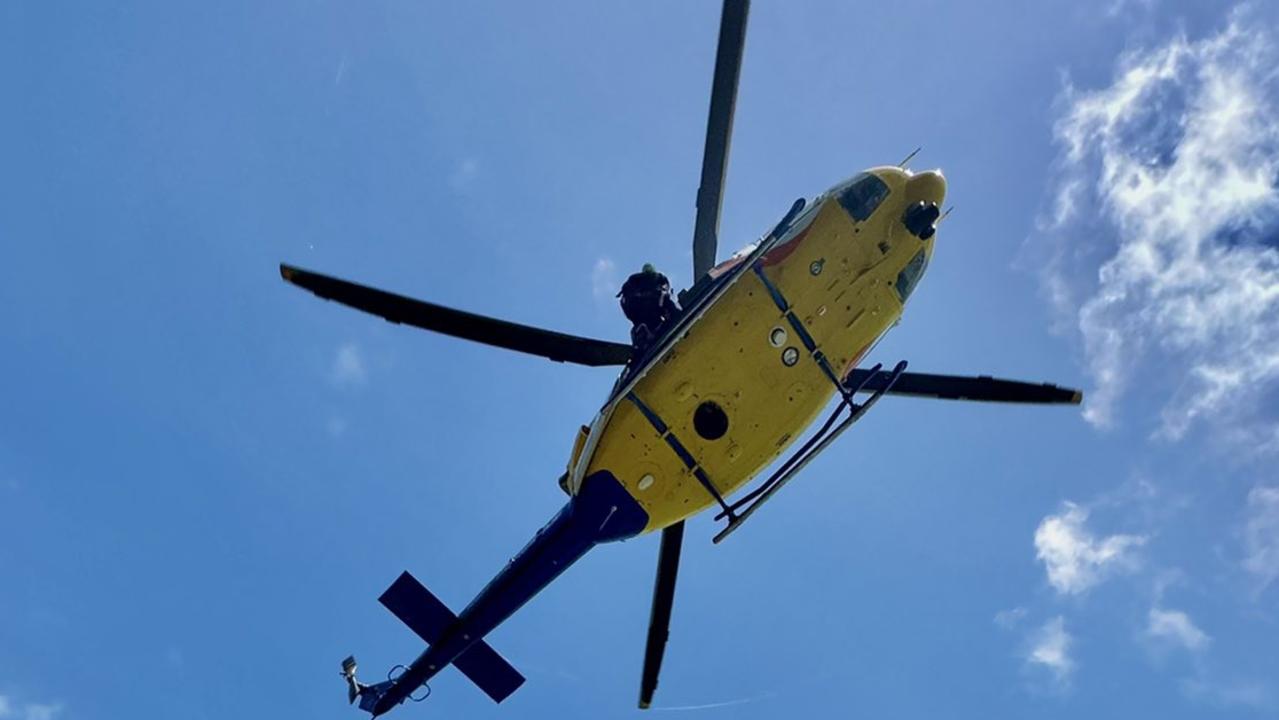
[618,263,680,353]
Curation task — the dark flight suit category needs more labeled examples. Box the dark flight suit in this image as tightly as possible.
[618,268,680,353]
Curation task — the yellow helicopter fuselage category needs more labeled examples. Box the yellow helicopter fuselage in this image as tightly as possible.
[568,166,947,532]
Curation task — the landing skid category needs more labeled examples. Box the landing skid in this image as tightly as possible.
[712,359,908,543]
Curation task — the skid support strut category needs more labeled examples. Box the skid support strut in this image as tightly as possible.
[626,391,738,522]
[712,359,906,543]
[710,261,909,543]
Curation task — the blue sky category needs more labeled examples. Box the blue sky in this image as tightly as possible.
[3,1,1279,718]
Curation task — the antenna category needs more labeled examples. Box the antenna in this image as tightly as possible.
[897,147,921,168]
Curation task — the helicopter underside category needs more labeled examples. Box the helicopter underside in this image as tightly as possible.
[571,166,947,533]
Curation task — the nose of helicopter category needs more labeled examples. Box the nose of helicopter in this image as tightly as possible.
[901,170,945,240]
[907,169,946,207]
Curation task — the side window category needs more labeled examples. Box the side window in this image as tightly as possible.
[838,173,891,221]
[895,250,928,303]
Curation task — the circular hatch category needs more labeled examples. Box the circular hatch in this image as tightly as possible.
[693,401,729,440]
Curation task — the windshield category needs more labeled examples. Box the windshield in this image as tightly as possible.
[838,173,891,221]
[895,250,928,303]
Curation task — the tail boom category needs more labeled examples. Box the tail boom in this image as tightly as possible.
[358,471,648,715]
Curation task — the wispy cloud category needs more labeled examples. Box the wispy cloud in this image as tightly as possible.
[1105,0,1157,18]
[329,342,367,388]
[1146,607,1210,651]
[333,55,347,86]
[591,257,618,302]
[326,415,348,438]
[1035,501,1147,595]
[448,157,480,190]
[650,692,776,712]
[994,606,1028,630]
[1027,616,1074,687]
[1030,10,1279,441]
[1181,675,1273,710]
[1242,485,1279,593]
[0,695,63,720]
[21,706,60,720]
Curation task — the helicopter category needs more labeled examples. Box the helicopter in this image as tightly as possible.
[280,0,1082,715]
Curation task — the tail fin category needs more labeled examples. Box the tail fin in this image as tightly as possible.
[378,571,526,703]
[339,655,394,713]
[341,655,361,703]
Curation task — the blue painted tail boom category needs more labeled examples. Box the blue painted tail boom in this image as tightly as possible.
[355,471,647,716]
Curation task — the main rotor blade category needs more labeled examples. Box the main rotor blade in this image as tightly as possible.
[844,369,1083,405]
[280,263,633,367]
[638,521,685,709]
[691,0,750,281]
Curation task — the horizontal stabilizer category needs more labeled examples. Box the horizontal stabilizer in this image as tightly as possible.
[453,637,526,704]
[379,571,455,644]
[379,571,526,703]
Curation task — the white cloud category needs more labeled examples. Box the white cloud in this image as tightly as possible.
[329,343,367,388]
[1034,501,1146,594]
[326,415,348,438]
[448,157,479,190]
[1182,675,1273,710]
[591,257,618,302]
[1033,12,1279,441]
[1150,566,1188,603]
[1027,616,1074,685]
[1243,485,1279,592]
[0,697,62,720]
[994,606,1028,630]
[22,705,60,720]
[333,55,347,86]
[1147,607,1210,651]
[1106,0,1157,18]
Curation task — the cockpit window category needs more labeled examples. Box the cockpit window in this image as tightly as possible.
[895,250,928,303]
[838,173,890,221]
